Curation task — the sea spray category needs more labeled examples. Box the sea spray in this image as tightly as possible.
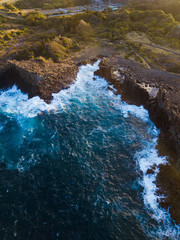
[0,61,179,239]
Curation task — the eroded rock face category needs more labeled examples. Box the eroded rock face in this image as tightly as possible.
[0,63,41,98]
[95,57,180,156]
[95,56,180,224]
[0,54,180,223]
[0,59,79,102]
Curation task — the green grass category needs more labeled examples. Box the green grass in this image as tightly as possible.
[15,0,90,9]
[0,0,179,73]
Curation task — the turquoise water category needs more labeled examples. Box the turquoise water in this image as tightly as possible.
[0,61,179,239]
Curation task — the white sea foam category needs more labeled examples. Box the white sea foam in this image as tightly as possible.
[117,103,149,122]
[0,85,55,118]
[0,60,180,238]
[0,60,148,123]
[0,124,3,132]
[135,126,180,239]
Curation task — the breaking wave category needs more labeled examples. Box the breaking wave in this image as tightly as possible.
[0,60,179,239]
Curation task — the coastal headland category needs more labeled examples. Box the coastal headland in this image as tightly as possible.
[0,0,180,225]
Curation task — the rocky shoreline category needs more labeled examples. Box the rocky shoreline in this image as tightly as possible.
[0,55,179,154]
[0,54,180,223]
[0,58,79,102]
[95,56,180,157]
[0,55,179,155]
[94,56,180,224]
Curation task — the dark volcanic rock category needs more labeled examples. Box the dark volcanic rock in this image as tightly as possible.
[0,53,180,224]
[156,163,180,224]
[95,56,180,224]
[0,64,41,98]
[95,57,180,156]
[0,58,79,102]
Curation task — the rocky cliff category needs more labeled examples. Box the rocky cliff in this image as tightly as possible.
[95,56,180,224]
[0,53,180,223]
[95,57,180,157]
[0,58,79,102]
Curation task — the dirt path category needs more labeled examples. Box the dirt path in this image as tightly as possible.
[136,41,180,56]
[135,51,153,69]
[21,2,122,17]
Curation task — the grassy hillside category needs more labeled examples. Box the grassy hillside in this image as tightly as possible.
[14,0,90,9]
[0,0,179,72]
[130,0,180,21]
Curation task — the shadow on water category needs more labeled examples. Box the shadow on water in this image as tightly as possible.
[0,111,151,240]
[0,61,179,239]
[0,153,148,240]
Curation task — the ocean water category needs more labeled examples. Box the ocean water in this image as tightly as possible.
[0,61,179,240]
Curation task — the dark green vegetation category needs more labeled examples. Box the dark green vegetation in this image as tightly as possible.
[104,9,179,47]
[132,0,180,21]
[15,0,90,9]
[0,0,180,72]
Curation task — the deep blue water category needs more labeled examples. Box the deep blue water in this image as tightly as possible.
[0,61,179,240]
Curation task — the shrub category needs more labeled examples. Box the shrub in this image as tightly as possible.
[15,49,34,60]
[25,11,46,26]
[75,19,94,41]
[3,34,12,40]
[46,40,68,60]
[2,3,17,11]
[131,21,147,32]
[15,0,90,9]
[60,37,79,50]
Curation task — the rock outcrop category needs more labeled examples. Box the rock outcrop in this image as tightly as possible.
[95,56,180,224]
[95,57,180,157]
[0,58,79,102]
[0,54,180,223]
